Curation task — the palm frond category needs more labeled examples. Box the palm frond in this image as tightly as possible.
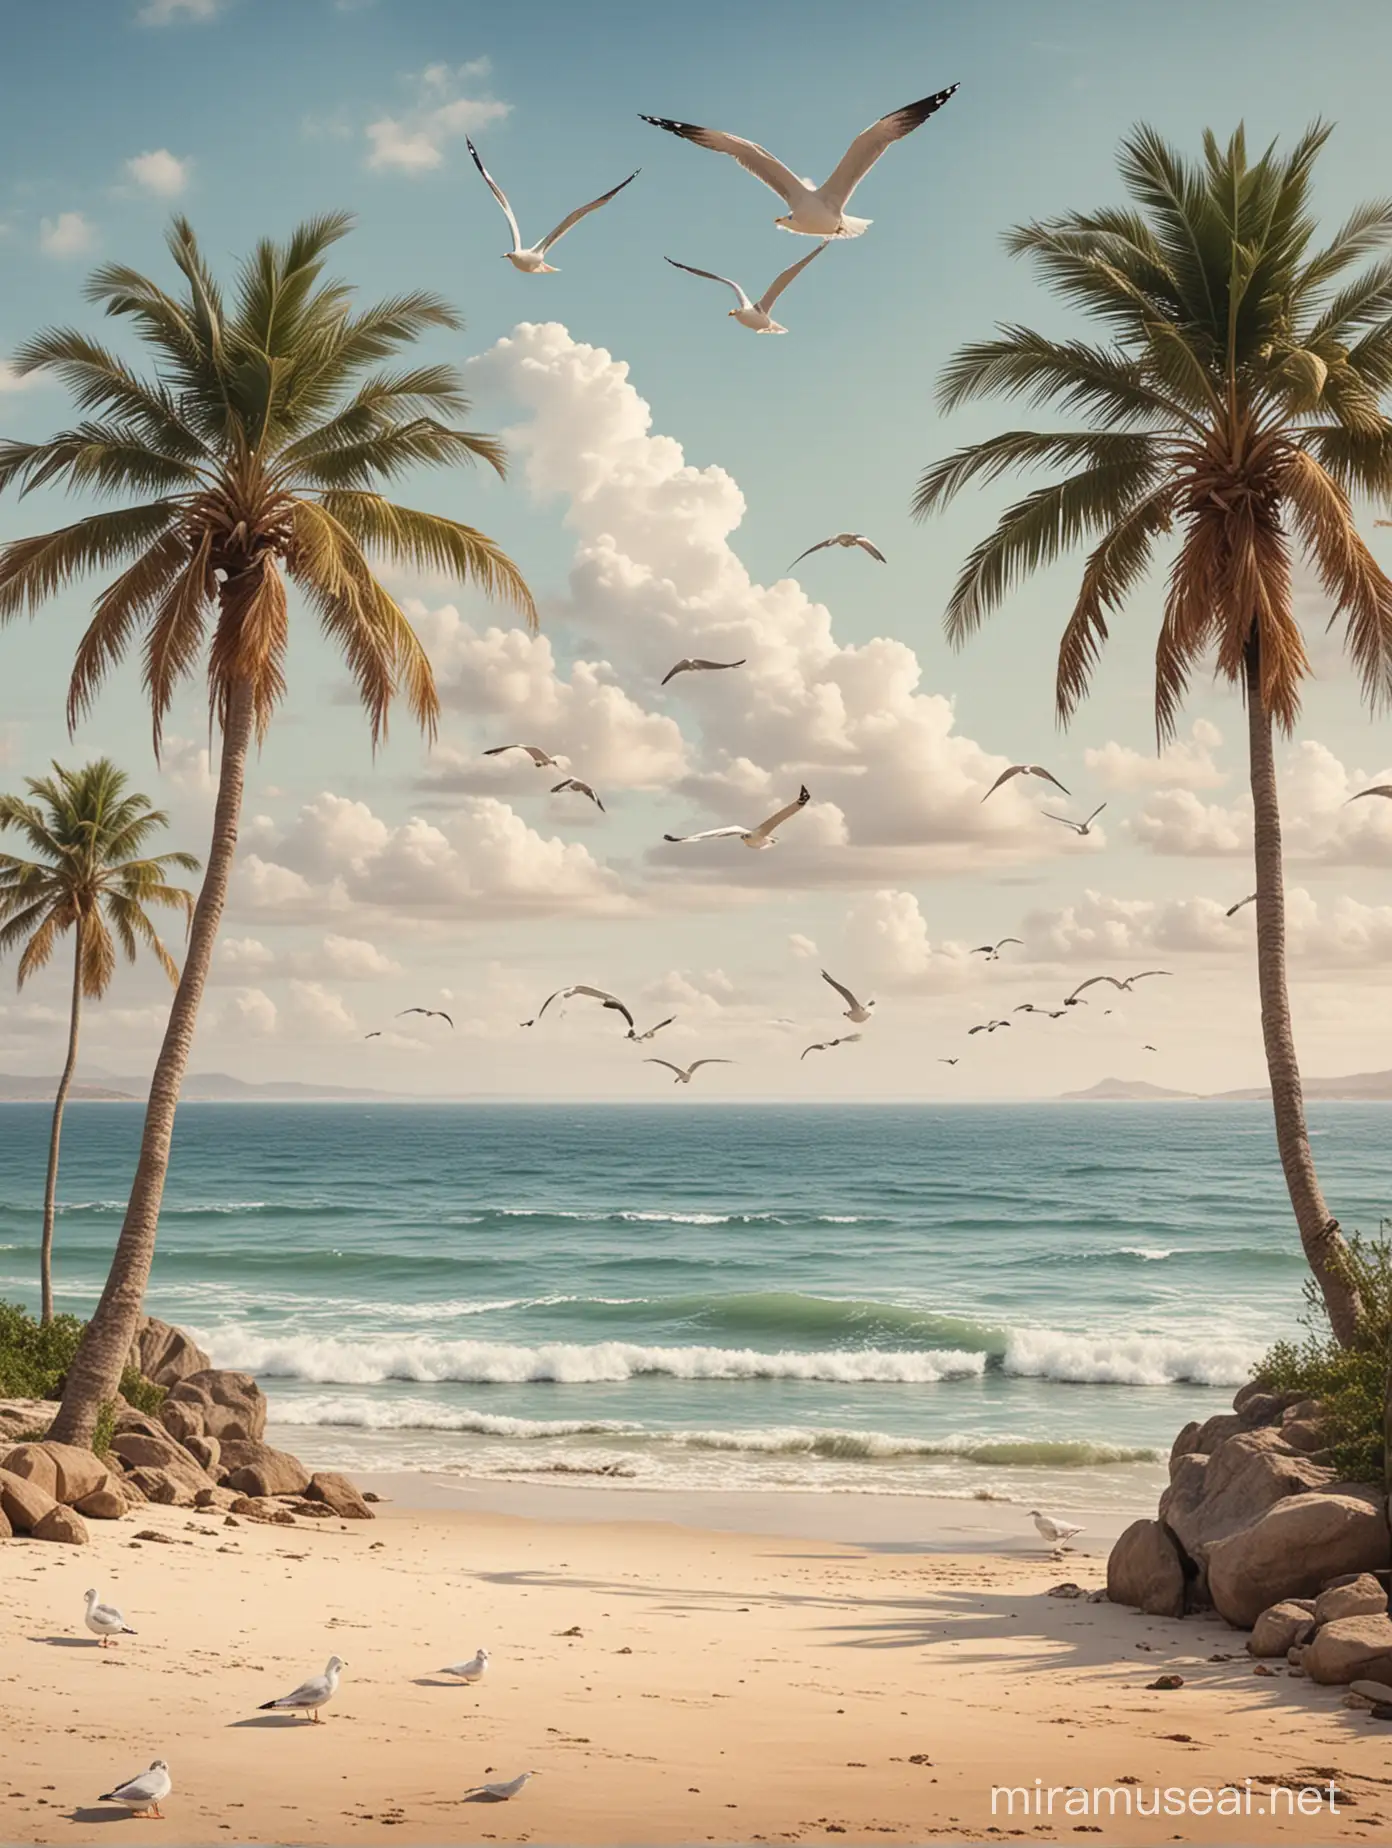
[0,504,182,621]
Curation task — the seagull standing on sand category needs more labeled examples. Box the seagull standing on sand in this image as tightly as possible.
[470,1771,539,1802]
[645,1058,734,1086]
[258,1656,345,1723]
[84,1588,135,1648]
[981,764,1070,802]
[640,85,959,238]
[484,744,560,769]
[788,533,887,569]
[665,244,829,334]
[661,656,747,686]
[664,785,811,849]
[552,777,605,811]
[443,1648,490,1684]
[467,139,638,273]
[821,970,874,1023]
[1031,1510,1084,1548]
[801,1033,862,1061]
[99,1761,171,1819]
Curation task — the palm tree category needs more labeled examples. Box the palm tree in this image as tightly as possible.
[0,759,197,1325]
[915,124,1392,1346]
[0,214,534,1443]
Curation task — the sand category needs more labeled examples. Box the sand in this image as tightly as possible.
[2,1482,1390,1845]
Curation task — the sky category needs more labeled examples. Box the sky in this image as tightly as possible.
[3,0,1392,1099]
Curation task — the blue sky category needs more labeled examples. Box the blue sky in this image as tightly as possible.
[2,0,1392,1098]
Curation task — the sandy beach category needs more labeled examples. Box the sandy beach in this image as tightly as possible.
[3,1481,1389,1846]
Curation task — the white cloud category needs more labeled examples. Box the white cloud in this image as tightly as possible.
[125,149,190,196]
[365,63,509,173]
[1085,719,1226,791]
[0,360,38,394]
[216,932,399,982]
[1129,787,1251,857]
[788,933,819,961]
[219,937,276,978]
[136,0,218,21]
[159,733,215,795]
[39,213,95,258]
[284,980,358,1039]
[839,891,977,994]
[208,986,279,1038]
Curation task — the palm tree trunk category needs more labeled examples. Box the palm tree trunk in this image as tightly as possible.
[39,922,85,1325]
[48,677,255,1446]
[1245,636,1360,1345]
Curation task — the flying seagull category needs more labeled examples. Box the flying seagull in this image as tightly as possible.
[258,1655,345,1723]
[981,764,1070,802]
[364,1031,382,1040]
[1064,971,1171,1005]
[1031,1510,1083,1547]
[99,1761,171,1820]
[442,1648,490,1684]
[661,656,747,686]
[534,985,636,1033]
[971,937,1022,962]
[469,1771,539,1802]
[665,243,829,334]
[821,969,874,1023]
[629,1016,676,1043]
[967,1018,1011,1035]
[801,1032,862,1061]
[84,1588,135,1648]
[640,85,959,239]
[1144,1044,1158,1052]
[1348,784,1392,802]
[788,533,887,570]
[397,1007,454,1028]
[938,1057,960,1066]
[664,784,811,849]
[644,1058,734,1085]
[467,138,638,273]
[552,777,604,811]
[484,744,560,768]
[1225,892,1257,917]
[1043,802,1107,836]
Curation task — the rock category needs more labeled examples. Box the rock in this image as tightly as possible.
[1146,1675,1183,1690]
[228,1495,296,1524]
[110,1428,196,1473]
[1289,1644,1309,1667]
[182,1435,221,1474]
[1162,1428,1336,1569]
[0,1500,11,1538]
[111,1408,170,1444]
[1207,1493,1392,1629]
[192,1486,240,1512]
[219,1440,309,1498]
[1235,1392,1290,1429]
[160,1370,266,1443]
[304,1471,374,1520]
[0,1397,59,1442]
[1248,1600,1317,1657]
[1192,1412,1244,1455]
[124,1465,205,1508]
[286,1499,334,1518]
[1284,1398,1325,1424]
[1169,1422,1203,1471]
[0,1443,59,1497]
[31,1503,88,1544]
[74,1482,128,1521]
[127,1317,211,1389]
[2,1440,114,1507]
[1315,1574,1388,1625]
[1107,1519,1186,1618]
[1232,1382,1305,1420]
[362,1490,382,1503]
[1280,1421,1328,1456]
[0,1466,58,1533]
[1352,1677,1392,1702]
[1304,1614,1392,1686]
[1046,1582,1085,1599]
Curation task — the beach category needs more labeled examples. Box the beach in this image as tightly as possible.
[4,1478,1389,1846]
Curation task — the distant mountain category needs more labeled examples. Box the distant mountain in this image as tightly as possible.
[1058,1078,1198,1101]
[0,1075,139,1102]
[1208,1068,1392,1102]
[0,1067,407,1103]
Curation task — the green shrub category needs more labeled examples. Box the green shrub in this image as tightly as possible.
[92,1400,116,1459]
[118,1367,166,1415]
[1252,1229,1392,1485]
[0,1299,83,1399]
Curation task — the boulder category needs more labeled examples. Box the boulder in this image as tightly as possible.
[1279,1420,1328,1455]
[1192,1412,1244,1455]
[0,1443,58,1497]
[74,1481,128,1521]
[0,1398,59,1442]
[304,1472,374,1521]
[228,1496,296,1525]
[1236,1392,1291,1429]
[127,1316,210,1389]
[1248,1600,1317,1658]
[182,1434,220,1475]
[1169,1422,1203,1472]
[110,1428,192,1473]
[1304,1614,1392,1686]
[124,1465,203,1508]
[0,1500,10,1538]
[111,1408,170,1444]
[2,1441,113,1507]
[192,1485,240,1512]
[1208,1493,1392,1629]
[219,1440,309,1498]
[0,1466,58,1533]
[160,1370,266,1443]
[31,1503,88,1545]
[1107,1519,1185,1618]
[1314,1574,1388,1625]
[1162,1428,1336,1568]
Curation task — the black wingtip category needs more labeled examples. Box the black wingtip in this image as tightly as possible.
[797,783,811,802]
[258,1699,277,1711]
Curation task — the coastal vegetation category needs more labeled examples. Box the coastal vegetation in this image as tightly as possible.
[0,759,197,1324]
[0,1298,163,1428]
[0,213,535,1446]
[916,123,1392,1346]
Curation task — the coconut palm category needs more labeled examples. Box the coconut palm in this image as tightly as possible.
[0,214,534,1442]
[0,759,197,1325]
[915,124,1392,1346]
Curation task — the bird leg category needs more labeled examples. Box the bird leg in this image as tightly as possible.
[309,1710,320,1724]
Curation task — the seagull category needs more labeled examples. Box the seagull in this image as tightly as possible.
[640,85,959,239]
[938,1057,960,1066]
[84,1588,135,1648]
[821,969,874,1023]
[1064,971,1170,1005]
[664,784,810,849]
[1348,784,1392,802]
[397,1007,454,1028]
[535,985,635,1033]
[982,764,1070,802]
[258,1655,345,1723]
[469,1771,539,1801]
[467,138,638,273]
[99,1761,171,1819]
[363,1031,382,1040]
[1031,1510,1083,1547]
[661,656,747,687]
[484,744,560,768]
[628,1016,676,1043]
[665,243,829,334]
[971,938,1022,962]
[801,1033,862,1061]
[442,1647,490,1684]
[1143,1044,1158,1052]
[1226,892,1257,917]
[644,1058,734,1085]
[788,533,887,570]
[1043,803,1107,836]
[967,1019,1011,1035]
[552,777,604,812]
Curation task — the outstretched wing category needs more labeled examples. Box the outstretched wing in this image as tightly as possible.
[644,1058,685,1076]
[434,1011,455,1028]
[820,969,858,1008]
[689,1059,734,1072]
[688,657,745,672]
[1028,765,1071,794]
[751,784,811,841]
[788,538,834,569]
[1084,802,1108,826]
[1225,893,1257,917]
[535,988,568,1020]
[660,659,694,685]
[664,256,751,310]
[981,765,1023,801]
[467,139,522,251]
[600,996,637,1031]
[820,84,960,209]
[539,169,640,252]
[396,1008,426,1018]
[639,115,803,205]
[1041,811,1077,829]
[1125,970,1171,984]
[996,937,1023,949]
[1066,975,1123,1001]
[1349,784,1392,801]
[641,1016,676,1039]
[756,239,829,312]
[663,825,750,843]
[853,536,887,562]
[801,1042,828,1060]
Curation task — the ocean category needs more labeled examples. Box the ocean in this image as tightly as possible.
[0,1100,1382,1513]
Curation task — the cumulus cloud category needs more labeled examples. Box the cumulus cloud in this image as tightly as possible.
[216,933,400,982]
[125,149,190,195]
[365,61,508,172]
[1086,719,1226,791]
[0,360,39,394]
[839,891,977,993]
[788,933,818,960]
[39,213,95,258]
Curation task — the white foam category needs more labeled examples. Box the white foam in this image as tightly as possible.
[1118,1247,1175,1261]
[1003,1327,1260,1387]
[270,1397,641,1439]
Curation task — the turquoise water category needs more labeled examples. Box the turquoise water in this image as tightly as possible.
[0,1100,1382,1508]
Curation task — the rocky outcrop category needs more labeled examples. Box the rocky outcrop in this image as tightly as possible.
[0,1466,59,1533]
[304,1471,374,1520]
[182,1435,220,1475]
[219,1439,309,1498]
[0,1398,59,1443]
[31,1503,88,1545]
[1304,1614,1392,1687]
[127,1316,211,1388]
[1314,1574,1388,1625]
[2,1440,114,1506]
[1106,1519,1185,1617]
[160,1370,266,1444]
[109,1427,215,1507]
[1160,1428,1335,1568]
[1208,1493,1392,1628]
[1247,1600,1316,1657]
[74,1481,128,1520]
